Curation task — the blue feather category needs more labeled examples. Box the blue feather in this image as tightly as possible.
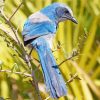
[22,17,57,43]
[31,38,67,98]
[23,20,56,36]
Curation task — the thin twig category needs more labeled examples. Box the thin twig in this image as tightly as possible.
[31,70,42,100]
[44,96,50,100]
[33,50,78,72]
[8,1,24,21]
[58,56,74,66]
[24,53,42,100]
[34,64,41,72]
[59,51,78,66]
[0,69,31,77]
[44,73,81,100]
[1,8,20,44]
[71,61,100,98]
[29,50,78,75]
[67,73,81,83]
[29,47,33,56]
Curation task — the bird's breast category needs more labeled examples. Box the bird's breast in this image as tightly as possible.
[41,34,55,49]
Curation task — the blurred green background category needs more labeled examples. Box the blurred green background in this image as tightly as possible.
[0,0,100,100]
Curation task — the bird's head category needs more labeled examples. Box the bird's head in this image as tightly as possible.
[40,3,78,24]
[55,4,78,24]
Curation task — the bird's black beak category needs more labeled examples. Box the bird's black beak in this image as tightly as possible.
[64,14,78,24]
[70,17,78,24]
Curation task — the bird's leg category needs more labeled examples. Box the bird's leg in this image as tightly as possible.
[29,47,33,56]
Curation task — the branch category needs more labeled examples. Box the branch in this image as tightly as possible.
[32,50,79,73]
[44,73,81,100]
[67,73,81,83]
[59,50,79,66]
[0,69,31,77]
[1,8,21,44]
[44,96,50,100]
[52,41,62,53]
[71,61,100,98]
[28,50,79,78]
[31,70,42,100]
[44,73,81,99]
[23,54,42,100]
[8,1,24,21]
[0,68,42,100]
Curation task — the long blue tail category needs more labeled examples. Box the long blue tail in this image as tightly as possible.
[32,38,67,98]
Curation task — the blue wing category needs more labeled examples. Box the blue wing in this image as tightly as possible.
[22,19,57,45]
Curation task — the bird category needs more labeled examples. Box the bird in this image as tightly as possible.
[22,2,78,99]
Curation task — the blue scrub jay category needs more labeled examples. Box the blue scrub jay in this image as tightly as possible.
[22,2,77,98]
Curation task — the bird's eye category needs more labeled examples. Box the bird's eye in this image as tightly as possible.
[65,10,69,14]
